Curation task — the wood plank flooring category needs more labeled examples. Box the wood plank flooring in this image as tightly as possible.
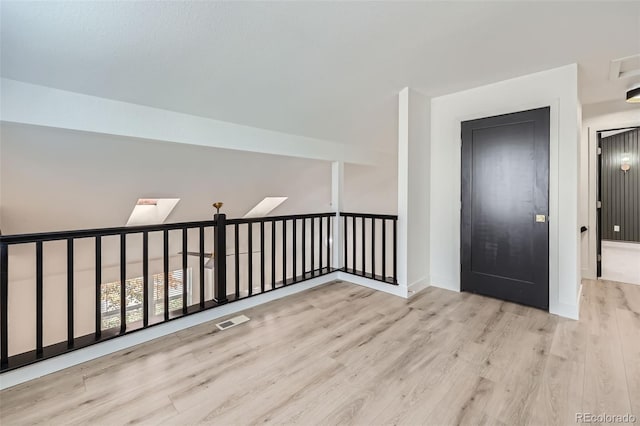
[1,279,639,425]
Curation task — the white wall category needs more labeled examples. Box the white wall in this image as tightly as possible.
[343,162,398,215]
[581,100,640,279]
[0,123,333,234]
[429,64,582,319]
[0,123,335,355]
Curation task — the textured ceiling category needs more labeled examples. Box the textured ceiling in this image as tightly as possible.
[1,1,639,151]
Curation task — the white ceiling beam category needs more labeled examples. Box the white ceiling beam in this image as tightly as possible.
[0,78,385,165]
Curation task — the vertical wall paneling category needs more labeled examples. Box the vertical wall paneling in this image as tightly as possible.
[601,128,639,242]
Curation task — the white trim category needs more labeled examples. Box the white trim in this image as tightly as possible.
[0,273,338,390]
[550,283,582,320]
[429,275,461,293]
[407,276,430,297]
[587,119,640,280]
[396,88,409,289]
[581,268,591,280]
[337,272,407,298]
[446,99,561,309]
[601,240,640,250]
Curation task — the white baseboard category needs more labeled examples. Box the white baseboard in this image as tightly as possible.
[550,302,579,320]
[582,268,596,280]
[550,284,582,320]
[602,240,640,250]
[337,272,408,298]
[0,273,338,390]
[429,275,461,292]
[407,276,430,297]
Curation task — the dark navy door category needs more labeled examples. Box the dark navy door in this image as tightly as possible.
[461,107,550,310]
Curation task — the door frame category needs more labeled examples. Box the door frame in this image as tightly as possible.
[586,120,640,281]
[448,99,562,315]
[460,107,550,309]
[595,126,640,278]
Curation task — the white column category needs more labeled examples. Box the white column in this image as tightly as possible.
[331,161,344,270]
[397,89,410,289]
[397,88,431,296]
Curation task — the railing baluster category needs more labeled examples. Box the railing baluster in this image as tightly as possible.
[319,217,323,271]
[310,218,315,275]
[95,236,102,338]
[343,215,347,271]
[120,234,126,334]
[336,213,397,283]
[302,218,306,278]
[235,224,240,299]
[292,219,297,282]
[327,216,331,271]
[163,229,169,320]
[0,242,8,368]
[199,227,205,308]
[143,231,149,326]
[371,218,376,279]
[361,217,366,276]
[271,220,276,289]
[182,228,188,313]
[67,238,74,347]
[352,216,356,273]
[393,219,397,284]
[36,241,43,356]
[260,221,265,292]
[248,223,253,296]
[282,220,287,285]
[382,220,387,281]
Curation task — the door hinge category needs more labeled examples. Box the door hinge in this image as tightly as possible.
[597,200,602,209]
[597,254,602,262]
[597,147,602,155]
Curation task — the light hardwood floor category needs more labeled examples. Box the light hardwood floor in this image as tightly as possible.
[1,279,639,425]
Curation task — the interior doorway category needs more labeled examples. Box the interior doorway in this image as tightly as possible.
[596,126,640,285]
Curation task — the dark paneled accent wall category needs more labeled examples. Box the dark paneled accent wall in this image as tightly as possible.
[601,128,639,242]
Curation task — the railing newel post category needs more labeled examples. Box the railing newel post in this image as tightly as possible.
[213,212,228,304]
[1,242,8,368]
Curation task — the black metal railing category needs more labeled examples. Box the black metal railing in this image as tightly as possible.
[340,212,397,285]
[0,219,220,372]
[0,211,396,372]
[224,213,335,298]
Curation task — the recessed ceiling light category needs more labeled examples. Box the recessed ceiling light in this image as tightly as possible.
[626,86,640,103]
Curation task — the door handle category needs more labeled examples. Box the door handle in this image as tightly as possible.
[535,214,546,223]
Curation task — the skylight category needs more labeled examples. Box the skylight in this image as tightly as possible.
[126,198,180,226]
[243,197,288,218]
